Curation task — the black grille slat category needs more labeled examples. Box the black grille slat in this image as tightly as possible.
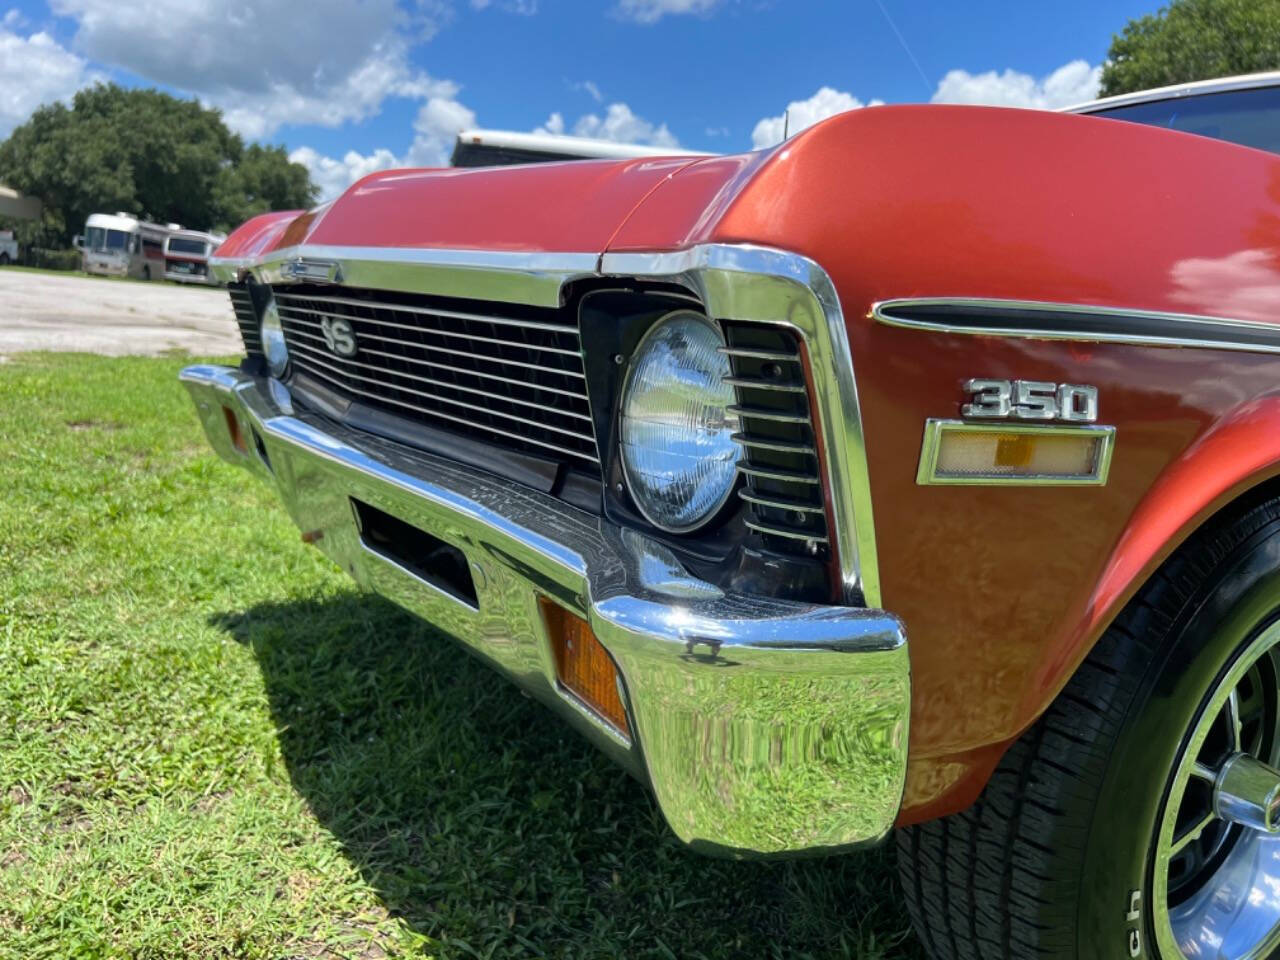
[723,323,830,559]
[227,283,260,355]
[274,286,599,472]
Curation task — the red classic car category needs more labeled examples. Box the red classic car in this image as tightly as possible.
[185,73,1280,960]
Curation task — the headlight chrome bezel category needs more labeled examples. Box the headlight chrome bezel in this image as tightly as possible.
[617,310,742,535]
[260,296,289,378]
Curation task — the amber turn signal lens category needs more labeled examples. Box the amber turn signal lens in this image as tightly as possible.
[918,420,1115,485]
[540,598,630,736]
[222,405,247,454]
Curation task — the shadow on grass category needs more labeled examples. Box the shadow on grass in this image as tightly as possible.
[210,591,922,960]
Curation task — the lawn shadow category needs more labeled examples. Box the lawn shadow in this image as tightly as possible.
[209,591,922,959]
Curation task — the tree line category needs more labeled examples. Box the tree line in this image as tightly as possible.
[0,84,316,249]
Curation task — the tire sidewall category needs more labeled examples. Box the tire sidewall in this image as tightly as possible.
[1078,531,1280,958]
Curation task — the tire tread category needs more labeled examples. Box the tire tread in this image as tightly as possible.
[898,491,1280,958]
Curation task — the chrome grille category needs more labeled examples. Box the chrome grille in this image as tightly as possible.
[227,282,260,355]
[273,287,599,470]
[722,324,830,559]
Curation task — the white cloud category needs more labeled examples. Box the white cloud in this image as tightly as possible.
[534,112,566,136]
[577,80,603,103]
[0,25,97,137]
[404,94,478,166]
[570,102,678,146]
[931,59,1102,110]
[289,146,400,202]
[48,0,456,138]
[705,125,730,137]
[614,0,722,23]
[470,0,537,12]
[290,89,476,201]
[751,87,883,149]
[3,8,25,28]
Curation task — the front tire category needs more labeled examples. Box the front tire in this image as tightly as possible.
[899,491,1280,959]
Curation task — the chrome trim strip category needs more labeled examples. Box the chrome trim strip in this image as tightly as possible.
[602,245,880,607]
[273,291,581,336]
[873,297,1280,355]
[738,464,823,484]
[181,364,909,857]
[723,376,808,393]
[212,240,881,605]
[743,519,829,543]
[285,342,594,422]
[731,433,817,455]
[738,489,825,514]
[1065,70,1280,114]
[286,346,597,441]
[211,245,601,308]
[718,346,801,361]
[277,305,583,356]
[279,313,589,376]
[288,359,601,464]
[729,404,811,424]
[916,419,1116,486]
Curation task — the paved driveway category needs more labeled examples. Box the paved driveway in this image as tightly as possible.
[0,269,241,357]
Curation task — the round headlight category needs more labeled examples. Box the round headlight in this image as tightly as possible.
[260,296,289,377]
[619,312,742,533]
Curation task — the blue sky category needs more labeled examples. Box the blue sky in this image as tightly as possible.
[2,0,1156,197]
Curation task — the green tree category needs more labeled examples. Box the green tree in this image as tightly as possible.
[0,83,316,247]
[1101,0,1280,97]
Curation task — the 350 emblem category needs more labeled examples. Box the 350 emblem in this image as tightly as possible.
[320,316,358,357]
[962,378,1098,423]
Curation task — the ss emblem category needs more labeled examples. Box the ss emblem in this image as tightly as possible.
[320,316,358,357]
[962,379,1098,423]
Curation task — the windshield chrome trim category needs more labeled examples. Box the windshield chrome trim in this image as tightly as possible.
[1064,70,1280,114]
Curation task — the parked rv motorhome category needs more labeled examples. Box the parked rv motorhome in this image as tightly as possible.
[79,213,172,280]
[163,229,225,285]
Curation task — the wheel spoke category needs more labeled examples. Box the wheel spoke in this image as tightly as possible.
[1171,810,1218,857]
[1227,687,1244,753]
[1191,761,1218,783]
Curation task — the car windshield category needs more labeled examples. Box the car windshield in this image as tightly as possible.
[168,238,208,255]
[86,227,132,251]
[1085,85,1280,155]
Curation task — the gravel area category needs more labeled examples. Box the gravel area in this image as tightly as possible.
[0,268,241,357]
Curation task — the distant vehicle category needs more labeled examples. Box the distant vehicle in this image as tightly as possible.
[0,229,16,265]
[78,212,172,280]
[163,229,225,285]
[1065,69,1280,154]
[451,128,709,167]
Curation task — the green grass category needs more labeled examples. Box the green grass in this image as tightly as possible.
[0,353,923,960]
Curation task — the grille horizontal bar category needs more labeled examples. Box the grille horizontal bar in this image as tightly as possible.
[274,285,599,471]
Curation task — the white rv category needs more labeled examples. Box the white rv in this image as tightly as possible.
[163,228,225,285]
[79,212,172,280]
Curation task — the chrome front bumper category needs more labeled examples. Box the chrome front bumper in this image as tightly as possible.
[181,364,910,857]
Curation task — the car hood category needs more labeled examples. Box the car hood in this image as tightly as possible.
[213,151,773,263]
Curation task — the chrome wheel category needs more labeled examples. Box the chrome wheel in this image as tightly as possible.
[1155,621,1280,959]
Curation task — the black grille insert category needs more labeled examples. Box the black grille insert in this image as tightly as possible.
[273,286,600,474]
[227,282,260,356]
[722,323,831,562]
